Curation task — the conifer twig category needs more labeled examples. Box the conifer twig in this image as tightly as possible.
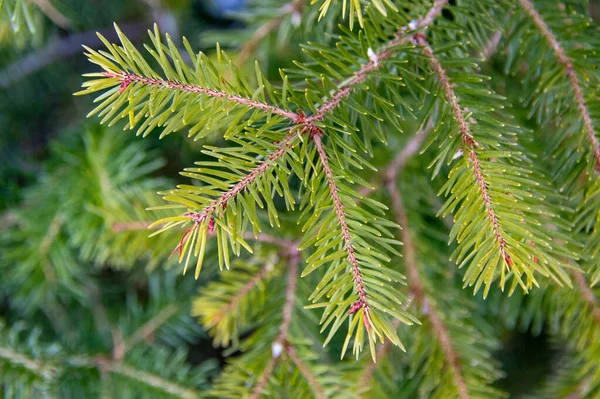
[387,186,470,399]
[416,33,513,269]
[210,264,271,326]
[518,0,600,173]
[170,1,448,254]
[237,0,305,66]
[308,0,447,124]
[174,129,299,241]
[103,71,299,122]
[285,344,326,399]
[124,304,180,349]
[250,250,299,399]
[573,271,600,325]
[311,132,371,328]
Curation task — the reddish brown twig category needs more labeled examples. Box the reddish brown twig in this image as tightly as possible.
[103,71,299,122]
[312,132,371,329]
[518,0,600,173]
[415,33,513,269]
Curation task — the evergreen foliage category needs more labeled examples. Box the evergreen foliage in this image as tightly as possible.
[2,0,600,397]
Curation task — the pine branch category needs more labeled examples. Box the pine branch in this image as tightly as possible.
[518,0,600,173]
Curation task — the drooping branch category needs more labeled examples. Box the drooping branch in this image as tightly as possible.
[416,33,513,269]
[518,0,600,173]
[103,71,300,122]
[311,132,371,329]
[237,0,306,66]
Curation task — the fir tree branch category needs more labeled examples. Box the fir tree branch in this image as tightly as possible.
[311,132,371,327]
[416,33,514,269]
[358,122,436,390]
[103,71,300,122]
[308,0,447,124]
[285,344,326,399]
[518,0,600,173]
[69,356,200,399]
[387,185,470,399]
[573,271,600,325]
[250,250,299,399]
[237,0,305,66]
[210,264,271,327]
[124,303,180,350]
[173,129,299,253]
[0,347,56,379]
[32,0,71,29]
